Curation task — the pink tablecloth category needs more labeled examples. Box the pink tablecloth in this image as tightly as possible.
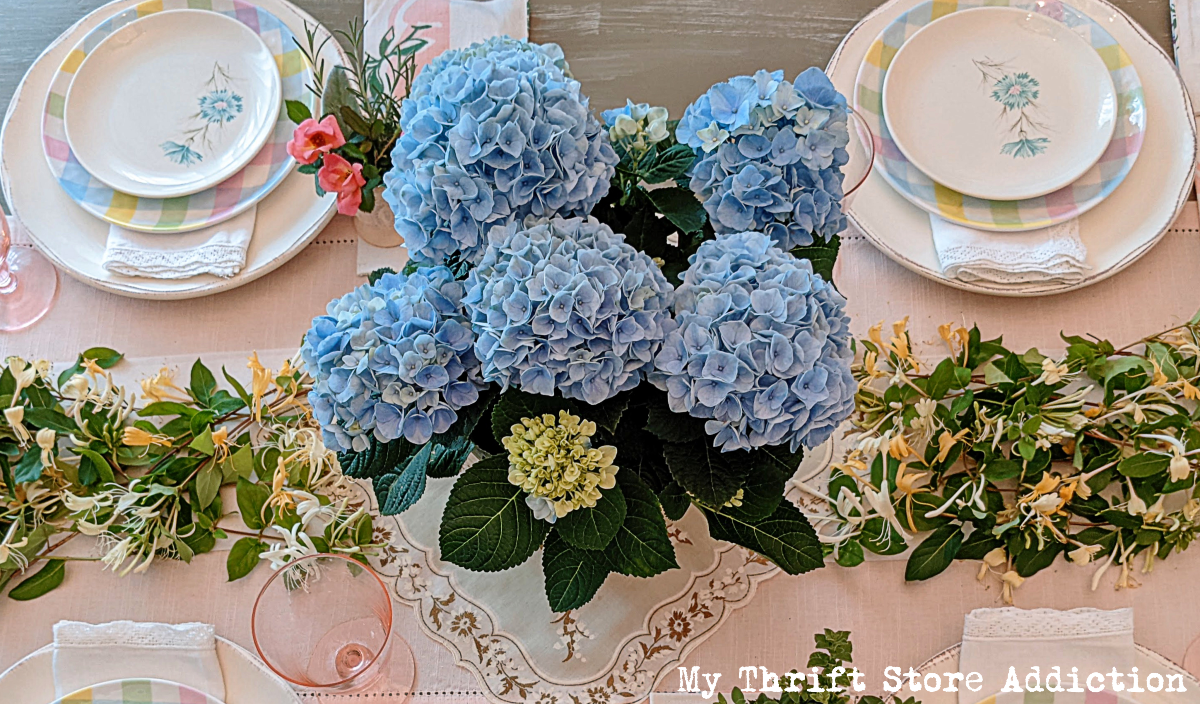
[3,206,1200,699]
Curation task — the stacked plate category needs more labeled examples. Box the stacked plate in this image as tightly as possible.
[832,0,1197,296]
[1,0,347,299]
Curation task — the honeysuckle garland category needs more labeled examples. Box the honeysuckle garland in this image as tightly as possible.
[792,313,1200,602]
[0,351,378,601]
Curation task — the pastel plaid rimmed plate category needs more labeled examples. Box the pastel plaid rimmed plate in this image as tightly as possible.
[854,0,1146,232]
[41,0,315,233]
[57,679,220,704]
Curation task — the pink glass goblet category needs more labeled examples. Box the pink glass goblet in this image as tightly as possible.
[0,209,57,332]
[842,108,876,207]
[252,553,415,697]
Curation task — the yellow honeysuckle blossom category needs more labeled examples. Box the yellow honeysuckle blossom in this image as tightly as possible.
[977,546,1006,581]
[122,426,172,448]
[211,426,230,462]
[503,410,618,520]
[1069,544,1103,565]
[933,429,969,463]
[139,367,190,403]
[1180,378,1200,401]
[1032,472,1061,497]
[887,433,914,460]
[248,352,272,421]
[938,322,970,360]
[1150,358,1169,388]
[1000,570,1024,604]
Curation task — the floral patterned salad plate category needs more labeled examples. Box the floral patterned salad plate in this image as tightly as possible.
[882,6,1118,201]
[41,0,316,233]
[54,679,222,704]
[854,0,1147,232]
[63,9,281,199]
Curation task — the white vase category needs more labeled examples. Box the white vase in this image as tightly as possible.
[354,187,403,248]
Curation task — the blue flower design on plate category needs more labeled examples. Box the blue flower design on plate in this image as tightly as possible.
[160,63,244,167]
[974,59,1050,159]
[160,141,203,165]
[991,72,1040,111]
[198,89,243,124]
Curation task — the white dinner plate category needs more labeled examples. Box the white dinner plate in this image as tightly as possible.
[830,0,1196,296]
[0,638,301,704]
[883,7,1117,201]
[63,10,282,199]
[1,0,345,299]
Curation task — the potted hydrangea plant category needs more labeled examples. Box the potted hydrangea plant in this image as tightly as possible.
[302,36,859,611]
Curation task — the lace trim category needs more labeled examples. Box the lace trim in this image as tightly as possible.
[103,244,246,279]
[53,620,216,650]
[963,608,1133,640]
[933,217,1091,285]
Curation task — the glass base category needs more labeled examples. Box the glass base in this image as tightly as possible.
[309,634,416,701]
[0,247,58,331]
[1185,634,1200,678]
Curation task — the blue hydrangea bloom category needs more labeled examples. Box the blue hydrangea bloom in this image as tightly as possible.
[464,216,675,405]
[649,231,854,452]
[302,268,487,453]
[382,37,619,268]
[676,69,851,251]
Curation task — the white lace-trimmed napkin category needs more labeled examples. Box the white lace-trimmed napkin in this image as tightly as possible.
[958,607,1134,704]
[102,206,255,279]
[931,216,1091,285]
[52,620,225,699]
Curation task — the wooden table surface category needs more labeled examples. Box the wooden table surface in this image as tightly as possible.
[0,0,1176,123]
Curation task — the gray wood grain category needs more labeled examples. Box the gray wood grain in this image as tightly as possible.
[0,0,1174,123]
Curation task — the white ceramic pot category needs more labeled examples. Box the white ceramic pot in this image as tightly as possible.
[354,187,403,248]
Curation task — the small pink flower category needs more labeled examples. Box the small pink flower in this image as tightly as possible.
[318,153,367,216]
[287,115,346,165]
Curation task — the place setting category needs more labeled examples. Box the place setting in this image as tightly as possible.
[831,0,1196,296]
[0,0,343,299]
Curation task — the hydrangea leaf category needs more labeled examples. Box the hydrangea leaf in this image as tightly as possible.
[376,443,432,515]
[603,471,678,577]
[904,524,963,581]
[542,530,610,612]
[439,455,549,572]
[425,435,476,480]
[704,500,823,575]
[659,481,691,521]
[645,186,706,234]
[662,438,755,508]
[555,483,626,551]
[644,402,707,444]
[339,437,418,480]
[733,446,801,521]
[642,143,696,184]
[790,234,841,283]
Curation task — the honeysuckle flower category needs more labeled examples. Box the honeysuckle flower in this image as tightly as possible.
[465,216,673,404]
[259,523,318,570]
[0,521,29,570]
[318,153,367,216]
[503,410,619,520]
[650,231,854,452]
[210,426,230,462]
[62,374,90,402]
[1034,357,1070,386]
[723,488,745,508]
[5,406,30,445]
[383,36,618,267]
[139,367,189,404]
[35,428,55,467]
[678,68,850,250]
[7,357,38,403]
[303,267,486,452]
[1069,544,1103,565]
[286,115,346,165]
[977,546,1007,580]
[248,352,272,422]
[1000,570,1024,604]
[1030,493,1063,515]
[122,426,171,448]
[1143,495,1166,523]
[862,480,910,542]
